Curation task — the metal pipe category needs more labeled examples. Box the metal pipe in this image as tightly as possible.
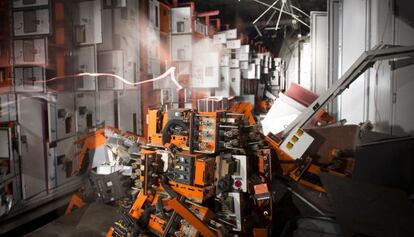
[253,0,310,28]
[291,5,310,18]
[274,0,285,30]
[252,0,279,24]
[266,9,278,25]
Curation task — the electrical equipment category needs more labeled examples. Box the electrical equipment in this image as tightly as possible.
[242,63,256,79]
[225,29,237,39]
[229,68,241,96]
[190,112,221,154]
[98,9,113,51]
[118,90,141,133]
[280,129,314,159]
[73,45,96,91]
[194,20,207,36]
[194,157,215,187]
[171,34,192,61]
[98,50,124,90]
[213,32,226,44]
[215,67,230,97]
[132,149,164,194]
[97,91,116,127]
[13,8,50,36]
[171,7,192,34]
[148,28,160,60]
[216,192,242,231]
[13,39,46,65]
[220,55,230,67]
[75,92,96,134]
[48,93,75,141]
[169,152,198,185]
[14,67,44,92]
[48,137,77,188]
[192,52,219,88]
[231,155,247,192]
[240,61,249,70]
[75,0,102,45]
[0,94,16,123]
[17,94,47,199]
[13,0,48,8]
[226,39,241,49]
[149,0,160,30]
[230,59,239,68]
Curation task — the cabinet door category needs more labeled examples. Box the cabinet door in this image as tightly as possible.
[18,95,46,199]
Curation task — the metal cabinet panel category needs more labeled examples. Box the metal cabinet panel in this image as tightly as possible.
[13,8,50,36]
[148,57,161,79]
[171,7,192,34]
[215,66,230,97]
[75,0,102,45]
[17,94,47,199]
[117,90,140,133]
[14,67,44,92]
[171,34,192,61]
[148,28,160,59]
[98,9,113,51]
[230,59,239,68]
[0,94,16,122]
[242,64,256,79]
[192,52,219,88]
[393,17,414,136]
[13,39,46,65]
[73,45,96,91]
[230,69,241,96]
[310,11,328,95]
[149,0,160,30]
[48,137,77,188]
[225,29,237,39]
[213,33,226,45]
[98,50,124,90]
[226,40,241,49]
[75,92,96,134]
[48,93,75,142]
[97,91,116,127]
[13,0,48,8]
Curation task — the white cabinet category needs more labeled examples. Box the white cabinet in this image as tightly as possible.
[73,46,96,91]
[0,94,16,123]
[14,67,44,92]
[75,0,102,45]
[13,0,48,8]
[48,93,75,141]
[230,69,241,96]
[13,9,50,36]
[98,50,124,90]
[149,0,160,30]
[75,92,97,134]
[192,52,219,88]
[171,34,192,61]
[13,39,46,65]
[171,7,192,34]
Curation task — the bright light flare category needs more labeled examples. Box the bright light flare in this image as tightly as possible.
[37,67,183,90]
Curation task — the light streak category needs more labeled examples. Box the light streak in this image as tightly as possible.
[37,67,183,90]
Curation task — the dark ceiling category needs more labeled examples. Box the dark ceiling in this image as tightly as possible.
[195,0,327,55]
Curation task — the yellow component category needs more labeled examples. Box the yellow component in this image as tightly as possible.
[295,129,304,136]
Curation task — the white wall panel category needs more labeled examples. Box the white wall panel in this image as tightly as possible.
[310,11,328,94]
[338,0,369,124]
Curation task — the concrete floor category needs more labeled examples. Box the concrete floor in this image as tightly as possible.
[25,203,118,237]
